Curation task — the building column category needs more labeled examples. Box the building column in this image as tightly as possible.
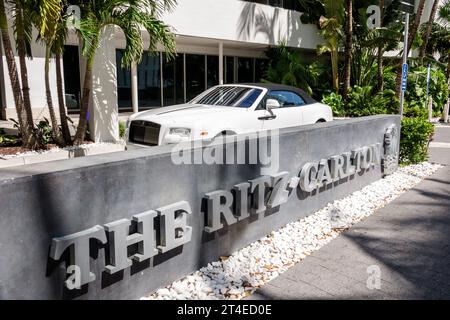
[88,26,119,143]
[0,53,6,119]
[131,62,138,113]
[219,42,223,85]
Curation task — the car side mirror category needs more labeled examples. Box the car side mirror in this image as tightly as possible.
[266,98,281,110]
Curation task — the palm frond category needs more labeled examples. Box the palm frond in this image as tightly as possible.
[37,0,62,39]
[74,0,176,67]
[362,27,401,52]
[323,0,344,23]
[10,1,33,57]
[439,0,450,25]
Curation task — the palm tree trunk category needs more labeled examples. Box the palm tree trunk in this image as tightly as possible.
[44,45,63,145]
[74,34,100,146]
[419,0,440,60]
[343,0,353,101]
[15,1,34,129]
[376,0,385,92]
[73,56,94,145]
[55,50,72,145]
[0,0,34,147]
[331,50,339,93]
[407,0,426,54]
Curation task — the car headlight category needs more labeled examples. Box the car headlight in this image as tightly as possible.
[169,127,191,136]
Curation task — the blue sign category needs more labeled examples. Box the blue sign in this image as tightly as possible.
[401,63,408,92]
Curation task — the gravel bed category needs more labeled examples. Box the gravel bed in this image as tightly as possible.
[141,162,442,300]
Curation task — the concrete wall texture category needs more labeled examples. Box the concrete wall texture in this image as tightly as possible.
[0,116,400,299]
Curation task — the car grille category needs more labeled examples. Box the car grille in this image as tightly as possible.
[129,120,161,146]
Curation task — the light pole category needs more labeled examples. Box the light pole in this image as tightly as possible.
[399,0,415,118]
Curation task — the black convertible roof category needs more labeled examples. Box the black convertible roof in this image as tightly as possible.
[239,83,317,104]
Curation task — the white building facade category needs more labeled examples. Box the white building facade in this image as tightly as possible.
[0,0,435,142]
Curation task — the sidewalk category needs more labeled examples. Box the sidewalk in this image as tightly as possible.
[430,123,450,165]
[248,124,450,300]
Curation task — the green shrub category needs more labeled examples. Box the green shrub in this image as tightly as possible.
[35,118,53,147]
[263,44,326,97]
[6,118,53,148]
[119,121,126,138]
[403,103,428,119]
[400,117,434,165]
[321,92,345,116]
[406,66,449,116]
[0,128,18,146]
[345,86,398,117]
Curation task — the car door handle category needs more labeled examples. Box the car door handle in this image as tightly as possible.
[258,115,277,121]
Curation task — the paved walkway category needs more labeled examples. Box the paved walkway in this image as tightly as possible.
[249,124,450,300]
[430,123,450,165]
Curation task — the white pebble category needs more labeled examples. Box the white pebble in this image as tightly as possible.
[142,162,441,300]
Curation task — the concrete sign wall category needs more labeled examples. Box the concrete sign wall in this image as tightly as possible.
[0,115,400,299]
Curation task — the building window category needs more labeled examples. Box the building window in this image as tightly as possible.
[163,53,184,106]
[268,0,283,7]
[116,50,267,111]
[63,45,81,111]
[137,53,161,109]
[116,50,132,109]
[225,56,235,84]
[255,58,269,82]
[282,0,301,10]
[238,57,254,83]
[185,54,206,101]
[207,55,219,89]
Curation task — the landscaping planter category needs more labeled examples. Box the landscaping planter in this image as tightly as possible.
[0,142,125,169]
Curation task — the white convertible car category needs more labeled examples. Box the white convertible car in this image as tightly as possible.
[126,83,333,146]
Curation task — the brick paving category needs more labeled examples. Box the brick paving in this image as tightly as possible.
[249,124,450,300]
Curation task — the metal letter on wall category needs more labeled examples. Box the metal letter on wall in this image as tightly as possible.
[157,201,193,253]
[233,183,251,221]
[204,190,237,233]
[104,210,158,274]
[267,172,290,208]
[249,176,272,216]
[383,124,400,176]
[299,162,318,192]
[49,225,107,288]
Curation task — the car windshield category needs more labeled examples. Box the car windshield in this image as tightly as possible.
[193,86,263,108]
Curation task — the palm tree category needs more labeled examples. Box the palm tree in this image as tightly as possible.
[13,1,35,133]
[53,15,72,145]
[342,0,352,101]
[263,44,318,95]
[438,0,450,122]
[0,0,34,147]
[33,0,66,145]
[73,0,177,145]
[376,0,385,92]
[395,0,426,99]
[419,0,440,60]
[407,0,426,54]
[317,0,344,93]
